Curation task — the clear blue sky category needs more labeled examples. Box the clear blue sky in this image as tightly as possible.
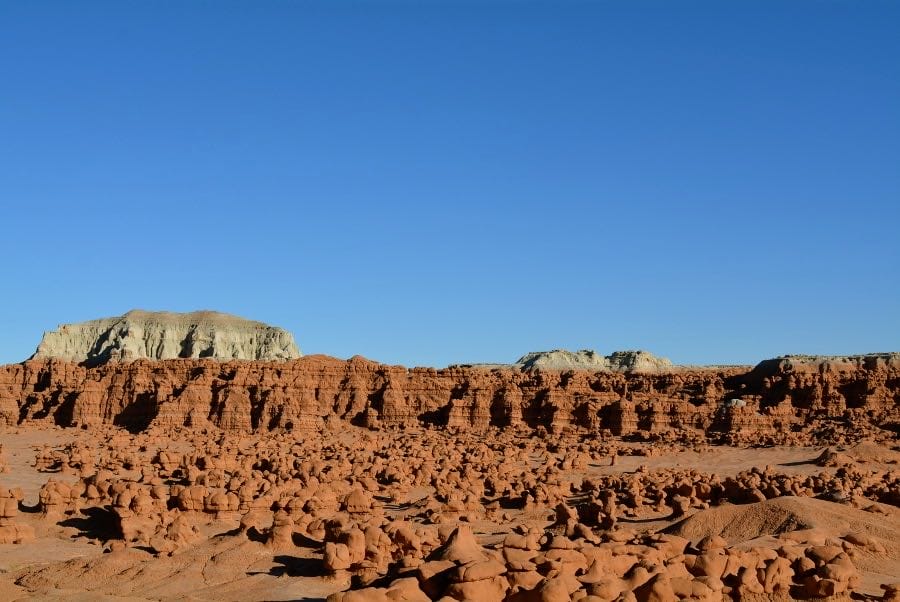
[1,1,898,367]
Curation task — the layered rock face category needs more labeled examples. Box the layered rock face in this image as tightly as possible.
[2,353,897,441]
[31,310,301,365]
[514,349,674,373]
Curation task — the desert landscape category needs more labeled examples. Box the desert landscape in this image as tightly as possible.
[5,1,897,600]
[0,311,898,601]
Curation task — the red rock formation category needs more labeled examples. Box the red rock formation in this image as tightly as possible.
[0,353,897,442]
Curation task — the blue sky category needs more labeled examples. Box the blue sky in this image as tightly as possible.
[1,1,898,367]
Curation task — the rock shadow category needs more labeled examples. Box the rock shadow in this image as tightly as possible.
[58,506,120,541]
[267,554,327,578]
[779,457,819,467]
[18,501,42,514]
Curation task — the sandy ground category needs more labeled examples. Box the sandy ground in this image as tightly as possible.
[1,426,897,601]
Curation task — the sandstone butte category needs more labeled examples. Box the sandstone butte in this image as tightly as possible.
[1,312,899,602]
[31,309,301,365]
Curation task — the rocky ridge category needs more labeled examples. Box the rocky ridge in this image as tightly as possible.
[31,310,301,365]
[1,353,897,444]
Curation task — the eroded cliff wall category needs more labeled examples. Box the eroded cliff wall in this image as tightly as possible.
[2,354,898,442]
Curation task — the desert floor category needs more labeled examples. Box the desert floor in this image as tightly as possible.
[1,426,898,601]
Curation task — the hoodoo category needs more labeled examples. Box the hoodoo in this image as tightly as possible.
[30,309,301,365]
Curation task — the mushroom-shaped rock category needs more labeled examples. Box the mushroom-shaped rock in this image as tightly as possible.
[266,510,295,549]
[324,541,353,571]
[343,487,375,514]
[149,514,201,555]
[0,487,34,544]
[757,555,793,594]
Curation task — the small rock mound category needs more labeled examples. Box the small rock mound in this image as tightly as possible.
[666,496,900,548]
[31,310,301,365]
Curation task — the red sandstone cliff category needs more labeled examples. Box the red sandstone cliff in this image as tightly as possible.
[1,354,897,442]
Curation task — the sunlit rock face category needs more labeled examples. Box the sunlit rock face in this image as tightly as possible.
[31,310,301,365]
[3,350,895,441]
[514,349,674,373]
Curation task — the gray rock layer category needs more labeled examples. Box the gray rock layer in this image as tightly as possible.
[515,349,674,373]
[31,310,301,365]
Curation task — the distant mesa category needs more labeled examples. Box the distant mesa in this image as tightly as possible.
[759,352,900,370]
[455,348,677,373]
[746,352,900,383]
[30,309,301,366]
[514,348,674,373]
[509,350,900,374]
